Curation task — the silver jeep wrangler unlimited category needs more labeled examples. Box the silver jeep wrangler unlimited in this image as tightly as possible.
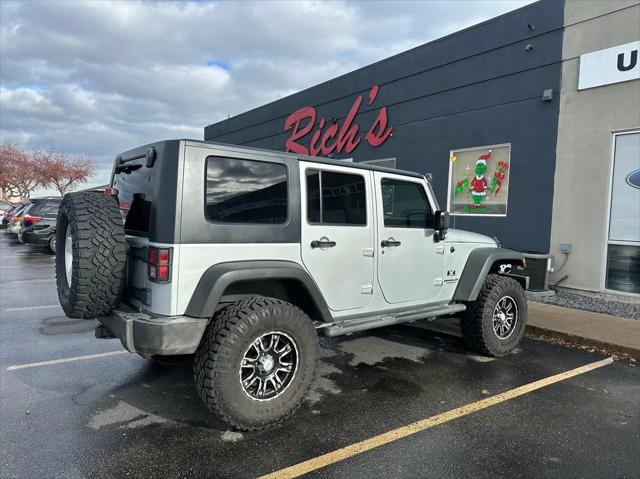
[56,140,528,430]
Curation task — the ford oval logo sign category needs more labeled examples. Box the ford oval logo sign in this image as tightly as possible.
[626,169,640,189]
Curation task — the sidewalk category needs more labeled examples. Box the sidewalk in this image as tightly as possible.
[418,301,640,359]
[527,301,640,359]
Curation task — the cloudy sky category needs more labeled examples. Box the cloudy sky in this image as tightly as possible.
[1,0,532,192]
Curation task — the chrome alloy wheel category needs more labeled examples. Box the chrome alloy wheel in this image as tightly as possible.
[239,332,298,401]
[492,296,518,339]
[64,224,73,286]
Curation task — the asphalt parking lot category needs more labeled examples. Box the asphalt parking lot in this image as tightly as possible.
[1,232,639,479]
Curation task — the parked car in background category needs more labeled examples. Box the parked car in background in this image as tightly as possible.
[1,203,22,229]
[7,201,37,235]
[19,197,62,253]
[0,202,13,216]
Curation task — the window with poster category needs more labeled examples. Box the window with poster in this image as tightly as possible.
[447,144,511,216]
[606,131,640,294]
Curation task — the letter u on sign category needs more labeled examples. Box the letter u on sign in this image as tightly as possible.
[578,41,640,90]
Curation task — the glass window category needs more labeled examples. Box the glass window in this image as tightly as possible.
[206,157,288,224]
[306,170,366,226]
[306,170,321,223]
[31,200,61,217]
[113,156,156,235]
[448,144,511,216]
[606,244,640,294]
[381,179,431,228]
[606,131,640,294]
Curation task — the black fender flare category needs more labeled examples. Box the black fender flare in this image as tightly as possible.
[184,260,333,322]
[452,248,527,301]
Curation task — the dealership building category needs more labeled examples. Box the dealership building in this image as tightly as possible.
[205,0,640,297]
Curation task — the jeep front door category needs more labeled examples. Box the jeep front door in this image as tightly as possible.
[374,173,444,303]
[300,163,375,311]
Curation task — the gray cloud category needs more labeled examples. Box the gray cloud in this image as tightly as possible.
[0,0,532,191]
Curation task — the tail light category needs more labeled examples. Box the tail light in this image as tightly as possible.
[148,246,173,283]
[23,215,42,225]
[3,211,11,217]
[12,217,20,223]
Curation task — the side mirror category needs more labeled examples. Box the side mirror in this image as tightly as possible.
[434,210,449,242]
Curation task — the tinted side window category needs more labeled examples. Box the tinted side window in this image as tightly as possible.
[306,170,321,223]
[381,179,431,228]
[206,157,288,224]
[306,170,366,226]
[31,200,61,217]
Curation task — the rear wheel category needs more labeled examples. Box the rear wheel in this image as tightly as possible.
[460,274,527,357]
[56,192,126,319]
[48,234,56,254]
[193,296,318,430]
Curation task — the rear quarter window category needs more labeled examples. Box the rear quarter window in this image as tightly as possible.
[205,157,288,224]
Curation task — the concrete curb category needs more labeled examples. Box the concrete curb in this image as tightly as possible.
[525,325,640,360]
[414,317,640,360]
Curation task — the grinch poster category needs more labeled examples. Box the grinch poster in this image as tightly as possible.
[448,144,511,216]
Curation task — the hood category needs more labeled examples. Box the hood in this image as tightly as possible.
[445,229,498,245]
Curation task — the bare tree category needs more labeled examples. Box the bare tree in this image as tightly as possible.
[0,143,19,200]
[36,150,96,196]
[0,143,43,200]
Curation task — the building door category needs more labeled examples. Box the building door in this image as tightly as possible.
[374,171,444,304]
[606,131,640,294]
[300,162,375,311]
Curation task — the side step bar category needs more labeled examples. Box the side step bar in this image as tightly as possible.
[321,303,466,337]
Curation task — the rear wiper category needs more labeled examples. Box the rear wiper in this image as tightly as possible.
[115,146,157,172]
[114,163,143,174]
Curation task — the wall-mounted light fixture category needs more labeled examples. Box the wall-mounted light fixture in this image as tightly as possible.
[542,88,553,102]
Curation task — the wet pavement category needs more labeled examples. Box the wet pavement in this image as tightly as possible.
[1,231,639,479]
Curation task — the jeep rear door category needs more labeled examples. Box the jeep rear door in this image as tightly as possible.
[300,162,375,311]
[373,172,444,304]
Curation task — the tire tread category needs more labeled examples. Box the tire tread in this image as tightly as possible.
[193,296,318,431]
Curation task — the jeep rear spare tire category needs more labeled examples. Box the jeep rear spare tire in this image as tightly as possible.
[460,274,527,357]
[56,192,126,319]
[194,297,318,430]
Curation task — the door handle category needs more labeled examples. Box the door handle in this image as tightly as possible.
[311,239,337,249]
[381,238,402,247]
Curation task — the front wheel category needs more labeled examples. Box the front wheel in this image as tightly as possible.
[193,297,318,430]
[460,274,527,357]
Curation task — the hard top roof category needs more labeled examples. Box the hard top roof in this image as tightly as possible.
[183,139,425,180]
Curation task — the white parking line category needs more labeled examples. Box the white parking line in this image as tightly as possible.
[1,265,53,269]
[1,278,55,284]
[6,350,129,370]
[4,305,60,312]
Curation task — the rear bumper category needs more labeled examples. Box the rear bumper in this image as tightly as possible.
[21,229,51,246]
[98,305,209,355]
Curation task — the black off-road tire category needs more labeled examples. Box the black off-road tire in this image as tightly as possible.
[56,192,126,319]
[193,296,319,431]
[460,274,527,357]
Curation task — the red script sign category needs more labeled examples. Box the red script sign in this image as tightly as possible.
[284,85,393,156]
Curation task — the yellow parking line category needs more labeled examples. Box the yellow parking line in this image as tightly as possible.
[6,350,128,371]
[259,357,614,479]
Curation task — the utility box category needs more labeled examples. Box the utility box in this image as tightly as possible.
[522,253,553,292]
